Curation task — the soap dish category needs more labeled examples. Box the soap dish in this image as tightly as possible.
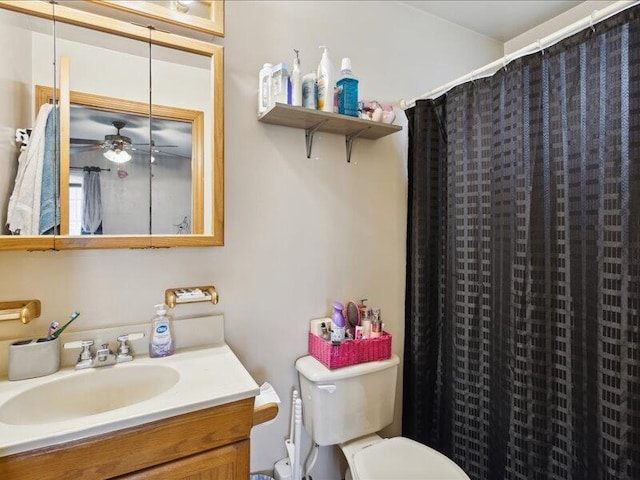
[8,337,60,381]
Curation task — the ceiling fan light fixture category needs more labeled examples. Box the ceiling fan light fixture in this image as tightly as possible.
[173,1,191,13]
[104,149,132,164]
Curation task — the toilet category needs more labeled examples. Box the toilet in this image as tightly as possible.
[295,354,470,480]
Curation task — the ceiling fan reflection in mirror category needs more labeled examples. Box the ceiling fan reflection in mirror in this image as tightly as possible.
[71,120,183,164]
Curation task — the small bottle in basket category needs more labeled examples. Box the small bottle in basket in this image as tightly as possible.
[370,309,382,338]
[330,301,346,343]
[361,308,373,338]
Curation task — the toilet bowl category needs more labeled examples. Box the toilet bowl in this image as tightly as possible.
[295,354,469,480]
[341,434,469,480]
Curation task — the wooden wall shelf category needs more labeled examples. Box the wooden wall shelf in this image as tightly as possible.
[258,103,402,162]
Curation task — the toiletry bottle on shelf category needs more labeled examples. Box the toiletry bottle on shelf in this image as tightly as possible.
[316,46,334,112]
[271,63,289,105]
[258,62,273,115]
[337,57,359,117]
[291,49,302,106]
[149,303,175,358]
[302,72,318,109]
[330,301,345,342]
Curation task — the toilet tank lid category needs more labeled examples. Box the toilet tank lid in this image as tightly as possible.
[295,354,399,382]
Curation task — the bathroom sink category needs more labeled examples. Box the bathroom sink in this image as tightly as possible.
[0,315,260,458]
[0,364,179,425]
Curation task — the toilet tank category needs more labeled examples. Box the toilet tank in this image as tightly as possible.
[295,354,400,446]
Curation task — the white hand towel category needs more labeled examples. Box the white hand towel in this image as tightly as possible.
[7,103,54,235]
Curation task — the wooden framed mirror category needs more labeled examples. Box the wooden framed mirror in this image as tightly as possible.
[0,0,224,250]
[87,1,225,37]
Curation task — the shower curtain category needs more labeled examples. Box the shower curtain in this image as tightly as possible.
[403,6,640,480]
[81,169,103,235]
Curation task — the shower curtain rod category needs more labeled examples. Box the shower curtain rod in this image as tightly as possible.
[399,0,638,109]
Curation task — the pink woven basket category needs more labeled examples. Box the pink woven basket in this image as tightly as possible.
[308,332,392,369]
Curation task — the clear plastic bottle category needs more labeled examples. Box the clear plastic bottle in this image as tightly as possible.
[291,49,302,107]
[302,72,318,109]
[149,303,175,357]
[258,62,273,115]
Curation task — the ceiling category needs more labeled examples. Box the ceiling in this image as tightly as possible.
[401,1,583,42]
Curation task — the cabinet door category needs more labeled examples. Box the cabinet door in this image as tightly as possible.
[117,440,250,480]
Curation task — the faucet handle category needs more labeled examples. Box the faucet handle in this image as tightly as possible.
[63,339,94,350]
[63,340,94,369]
[117,332,144,343]
[116,332,145,363]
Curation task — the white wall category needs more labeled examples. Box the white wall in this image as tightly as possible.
[0,1,501,477]
[504,0,619,54]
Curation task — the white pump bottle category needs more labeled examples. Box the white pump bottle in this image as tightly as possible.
[316,46,334,112]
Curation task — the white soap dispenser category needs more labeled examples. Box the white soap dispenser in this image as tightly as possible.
[316,46,334,112]
[149,303,175,358]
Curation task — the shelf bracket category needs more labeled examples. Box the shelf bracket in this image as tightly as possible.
[305,119,329,158]
[345,127,371,163]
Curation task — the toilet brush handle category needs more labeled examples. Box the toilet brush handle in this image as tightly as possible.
[289,390,299,441]
[293,398,303,480]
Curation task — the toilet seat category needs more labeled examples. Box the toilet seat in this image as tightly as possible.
[349,436,469,480]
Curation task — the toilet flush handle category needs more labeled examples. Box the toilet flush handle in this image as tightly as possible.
[317,384,336,393]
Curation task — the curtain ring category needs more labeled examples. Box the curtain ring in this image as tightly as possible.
[502,57,508,72]
[590,10,598,33]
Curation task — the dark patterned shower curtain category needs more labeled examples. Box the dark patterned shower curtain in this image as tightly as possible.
[403,6,640,480]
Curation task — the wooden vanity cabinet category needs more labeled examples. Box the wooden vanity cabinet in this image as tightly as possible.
[0,397,256,480]
[118,440,249,480]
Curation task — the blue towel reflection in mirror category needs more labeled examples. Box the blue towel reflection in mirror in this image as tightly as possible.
[81,167,103,235]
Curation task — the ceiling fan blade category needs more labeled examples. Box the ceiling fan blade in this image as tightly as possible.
[71,138,103,145]
[71,145,103,153]
[153,150,191,159]
[132,143,179,148]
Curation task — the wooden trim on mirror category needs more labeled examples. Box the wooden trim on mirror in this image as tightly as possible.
[151,235,217,248]
[212,47,224,245]
[0,1,218,56]
[88,0,225,37]
[191,114,204,235]
[54,235,151,250]
[0,237,54,251]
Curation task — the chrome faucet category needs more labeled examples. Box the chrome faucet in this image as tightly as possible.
[69,340,94,370]
[64,332,144,370]
[94,343,117,367]
[115,333,145,363]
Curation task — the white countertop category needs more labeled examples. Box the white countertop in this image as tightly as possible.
[0,343,260,457]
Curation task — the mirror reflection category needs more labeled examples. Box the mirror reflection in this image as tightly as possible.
[0,9,58,237]
[162,1,215,20]
[0,1,221,248]
[67,104,197,236]
[1,9,211,239]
